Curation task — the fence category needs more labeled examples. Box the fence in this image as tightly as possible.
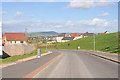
[2,44,36,56]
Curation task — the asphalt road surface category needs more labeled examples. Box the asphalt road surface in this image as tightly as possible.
[2,50,118,78]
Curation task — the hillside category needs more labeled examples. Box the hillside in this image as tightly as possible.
[26,31,59,37]
[48,33,119,53]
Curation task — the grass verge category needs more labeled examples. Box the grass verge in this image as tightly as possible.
[1,50,48,64]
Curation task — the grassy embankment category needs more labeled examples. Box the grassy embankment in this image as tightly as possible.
[40,33,119,54]
[1,50,48,63]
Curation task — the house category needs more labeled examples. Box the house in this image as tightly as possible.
[98,33,105,35]
[98,31,110,35]
[61,37,75,42]
[80,33,85,37]
[83,32,96,38]
[4,33,27,44]
[56,33,66,42]
[69,33,83,40]
[69,33,81,37]
[104,31,109,34]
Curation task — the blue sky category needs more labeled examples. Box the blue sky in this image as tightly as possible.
[1,1,118,33]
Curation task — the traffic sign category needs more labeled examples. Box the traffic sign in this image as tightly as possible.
[78,46,80,49]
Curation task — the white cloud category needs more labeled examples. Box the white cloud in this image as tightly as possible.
[0,21,1,33]
[55,25,64,28]
[88,18,108,27]
[98,12,110,17]
[2,18,117,33]
[0,11,7,15]
[0,21,1,26]
[14,11,23,19]
[15,11,23,16]
[65,21,74,26]
[67,0,115,9]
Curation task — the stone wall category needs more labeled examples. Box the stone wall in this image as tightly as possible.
[2,44,36,56]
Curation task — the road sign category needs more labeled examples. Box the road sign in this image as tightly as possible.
[37,49,41,58]
[78,46,80,49]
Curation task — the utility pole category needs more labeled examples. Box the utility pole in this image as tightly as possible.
[25,27,28,43]
[25,27,27,34]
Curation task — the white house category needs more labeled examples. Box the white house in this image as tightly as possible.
[69,33,83,40]
[56,33,66,42]
[83,32,96,38]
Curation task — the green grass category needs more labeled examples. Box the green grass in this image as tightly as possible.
[1,50,48,64]
[40,33,119,54]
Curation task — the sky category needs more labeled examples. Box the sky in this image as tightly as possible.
[1,0,119,33]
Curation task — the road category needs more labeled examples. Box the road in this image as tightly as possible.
[2,50,118,78]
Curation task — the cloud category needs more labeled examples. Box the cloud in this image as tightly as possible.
[0,21,1,31]
[86,18,108,27]
[55,25,64,28]
[0,11,7,15]
[67,0,115,9]
[98,12,110,17]
[1,0,119,2]
[2,18,117,33]
[14,11,23,19]
[15,11,23,16]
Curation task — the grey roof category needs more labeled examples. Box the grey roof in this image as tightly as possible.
[84,33,96,36]
[62,37,75,40]
[57,33,66,37]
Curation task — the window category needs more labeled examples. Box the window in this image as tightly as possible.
[4,40,5,42]
[20,41,23,43]
[15,41,16,43]
[10,41,12,43]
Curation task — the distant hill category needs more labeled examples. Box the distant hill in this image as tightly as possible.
[26,31,59,37]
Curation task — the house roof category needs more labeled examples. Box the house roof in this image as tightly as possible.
[98,33,105,35]
[2,35,4,38]
[84,33,96,36]
[80,33,85,36]
[62,37,75,40]
[99,31,109,34]
[57,33,66,37]
[70,33,81,37]
[5,33,27,41]
[2,35,5,45]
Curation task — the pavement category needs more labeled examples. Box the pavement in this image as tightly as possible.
[2,49,119,78]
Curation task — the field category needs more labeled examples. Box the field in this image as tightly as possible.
[40,33,119,54]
